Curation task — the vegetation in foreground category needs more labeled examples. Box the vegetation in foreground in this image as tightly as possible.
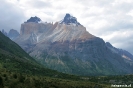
[0,66,107,88]
[0,64,133,88]
[0,52,107,88]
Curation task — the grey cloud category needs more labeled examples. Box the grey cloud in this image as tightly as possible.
[125,46,133,55]
[77,0,133,55]
[99,22,133,35]
[80,0,133,33]
[0,0,26,32]
[104,29,133,54]
[114,40,133,55]
[113,2,133,12]
[75,0,114,7]
[99,21,133,55]
[27,0,52,9]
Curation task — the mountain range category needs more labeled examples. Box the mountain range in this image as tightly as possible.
[2,14,133,76]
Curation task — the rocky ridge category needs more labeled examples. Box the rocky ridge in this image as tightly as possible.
[106,42,133,63]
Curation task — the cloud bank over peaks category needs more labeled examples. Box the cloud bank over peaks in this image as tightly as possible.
[1,0,133,54]
[0,0,27,32]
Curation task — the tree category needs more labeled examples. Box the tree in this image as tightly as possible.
[0,76,4,88]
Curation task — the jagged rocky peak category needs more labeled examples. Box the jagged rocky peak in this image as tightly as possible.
[25,16,41,23]
[1,29,8,36]
[60,13,81,25]
[8,29,20,40]
[106,42,113,48]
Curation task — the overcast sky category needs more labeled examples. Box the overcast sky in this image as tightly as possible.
[0,0,133,54]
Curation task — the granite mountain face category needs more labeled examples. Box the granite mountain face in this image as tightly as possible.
[14,14,133,76]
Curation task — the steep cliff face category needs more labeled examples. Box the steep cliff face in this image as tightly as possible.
[20,22,54,36]
[15,21,56,51]
[15,14,133,76]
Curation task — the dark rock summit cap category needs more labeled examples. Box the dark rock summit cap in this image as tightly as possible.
[60,13,81,25]
[25,16,41,23]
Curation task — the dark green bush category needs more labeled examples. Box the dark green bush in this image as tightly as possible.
[0,76,4,88]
